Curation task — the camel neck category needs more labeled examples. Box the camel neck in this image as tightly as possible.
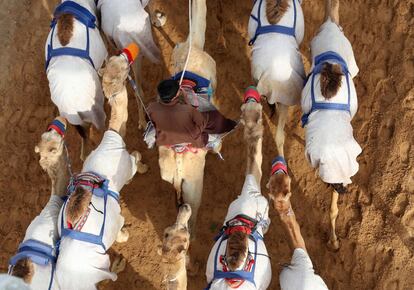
[164,258,187,290]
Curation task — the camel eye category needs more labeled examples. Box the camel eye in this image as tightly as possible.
[164,232,169,239]
[49,148,57,153]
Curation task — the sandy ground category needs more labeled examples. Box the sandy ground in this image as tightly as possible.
[0,0,414,289]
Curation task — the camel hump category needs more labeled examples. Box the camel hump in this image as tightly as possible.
[10,258,34,284]
[57,13,74,46]
[320,62,344,99]
[66,186,93,225]
[266,0,290,24]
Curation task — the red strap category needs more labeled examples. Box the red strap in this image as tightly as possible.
[243,87,261,103]
[180,79,197,88]
[219,256,246,288]
[225,225,252,236]
[236,217,256,228]
[47,124,65,138]
[122,48,134,65]
[271,162,288,175]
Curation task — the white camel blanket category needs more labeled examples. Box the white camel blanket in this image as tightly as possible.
[279,248,328,290]
[98,0,160,63]
[45,0,108,130]
[249,0,305,106]
[206,175,272,290]
[0,274,31,290]
[17,195,64,290]
[82,130,138,192]
[56,130,136,290]
[55,238,117,290]
[301,20,361,185]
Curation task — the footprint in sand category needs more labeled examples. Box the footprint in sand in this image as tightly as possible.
[402,206,414,238]
[392,193,409,217]
[385,279,400,290]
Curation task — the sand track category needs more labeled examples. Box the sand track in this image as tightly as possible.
[0,0,413,289]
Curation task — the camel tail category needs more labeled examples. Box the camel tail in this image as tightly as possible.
[266,0,289,25]
[57,13,74,46]
[189,0,207,49]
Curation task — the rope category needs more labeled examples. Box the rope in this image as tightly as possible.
[178,0,193,85]
[127,74,153,123]
[128,0,193,123]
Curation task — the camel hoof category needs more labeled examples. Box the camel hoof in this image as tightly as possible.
[327,238,341,251]
[111,255,127,274]
[116,228,129,243]
[137,162,149,174]
[152,10,167,27]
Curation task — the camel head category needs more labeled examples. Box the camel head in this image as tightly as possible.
[158,204,192,263]
[240,86,264,140]
[34,117,66,172]
[99,43,140,98]
[267,156,291,196]
[99,55,129,98]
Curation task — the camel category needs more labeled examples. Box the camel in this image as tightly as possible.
[158,204,192,290]
[45,0,108,160]
[9,117,70,289]
[301,0,361,250]
[157,0,218,236]
[205,87,271,289]
[248,0,305,156]
[98,0,161,130]
[54,75,147,289]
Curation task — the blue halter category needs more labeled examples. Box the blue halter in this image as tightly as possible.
[9,239,57,290]
[46,1,97,70]
[205,216,264,289]
[60,173,119,251]
[171,71,213,97]
[301,51,351,127]
[249,0,298,46]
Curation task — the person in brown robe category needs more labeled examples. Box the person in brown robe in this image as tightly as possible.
[147,79,237,148]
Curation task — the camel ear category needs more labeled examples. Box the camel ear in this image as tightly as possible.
[34,145,40,153]
[157,245,163,256]
[266,180,270,189]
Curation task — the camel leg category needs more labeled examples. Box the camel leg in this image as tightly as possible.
[131,57,147,130]
[325,0,340,25]
[328,190,340,250]
[181,151,207,238]
[275,103,288,157]
[75,124,89,161]
[158,146,176,184]
[190,0,207,50]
